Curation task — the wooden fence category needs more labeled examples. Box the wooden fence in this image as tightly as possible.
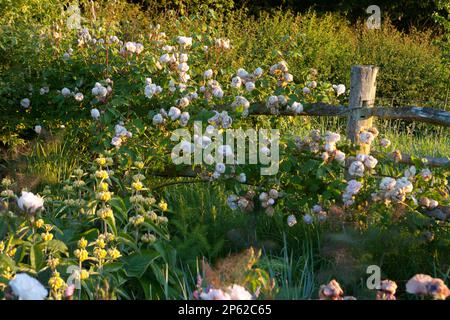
[222,65,450,166]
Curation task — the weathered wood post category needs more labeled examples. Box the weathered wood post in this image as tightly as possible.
[346,65,379,154]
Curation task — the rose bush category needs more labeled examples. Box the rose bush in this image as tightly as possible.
[0,1,448,300]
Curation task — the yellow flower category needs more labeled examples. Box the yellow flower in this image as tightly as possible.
[7,247,16,257]
[78,237,88,249]
[73,168,84,177]
[96,156,107,166]
[34,218,44,229]
[41,232,54,242]
[49,271,65,291]
[105,233,115,242]
[95,238,106,249]
[2,267,14,280]
[141,233,156,244]
[47,257,59,269]
[74,248,89,262]
[107,248,121,260]
[159,200,168,212]
[98,182,109,191]
[134,161,145,169]
[1,178,12,188]
[130,215,145,227]
[0,241,4,253]
[95,170,109,180]
[94,247,107,260]
[80,269,89,280]
[132,181,144,191]
[96,191,112,202]
[97,207,113,219]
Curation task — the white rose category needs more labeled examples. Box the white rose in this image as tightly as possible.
[159,53,171,63]
[237,173,246,183]
[61,87,71,97]
[212,87,224,99]
[168,107,181,121]
[17,191,44,213]
[204,69,213,79]
[231,76,242,88]
[34,125,42,134]
[152,113,164,125]
[303,214,313,224]
[284,73,293,82]
[253,67,263,77]
[334,84,346,96]
[287,214,297,227]
[380,177,396,191]
[179,112,190,126]
[74,92,84,101]
[20,98,31,108]
[178,97,190,108]
[364,155,378,169]
[348,161,365,177]
[334,150,346,164]
[215,163,226,174]
[178,62,189,72]
[91,108,100,120]
[245,81,255,92]
[237,68,249,79]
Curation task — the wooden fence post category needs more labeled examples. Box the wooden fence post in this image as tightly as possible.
[346,65,379,154]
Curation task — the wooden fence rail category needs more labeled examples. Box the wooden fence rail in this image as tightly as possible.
[242,103,450,127]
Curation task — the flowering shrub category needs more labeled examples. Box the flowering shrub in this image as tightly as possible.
[0,1,448,300]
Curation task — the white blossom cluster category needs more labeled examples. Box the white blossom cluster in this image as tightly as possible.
[230,67,262,93]
[159,38,192,84]
[372,170,414,204]
[348,154,378,176]
[152,107,190,127]
[91,79,113,101]
[214,38,231,50]
[332,84,346,96]
[227,190,255,213]
[208,110,233,129]
[286,101,304,115]
[200,79,224,99]
[301,80,318,95]
[266,95,288,115]
[231,96,251,117]
[359,127,379,146]
[321,131,345,164]
[259,189,279,216]
[111,122,132,148]
[120,41,144,55]
[295,130,346,165]
[269,61,293,87]
[144,77,163,99]
[342,179,363,206]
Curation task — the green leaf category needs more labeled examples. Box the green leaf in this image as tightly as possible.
[30,244,44,271]
[123,250,159,278]
[0,253,16,271]
[44,239,69,256]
